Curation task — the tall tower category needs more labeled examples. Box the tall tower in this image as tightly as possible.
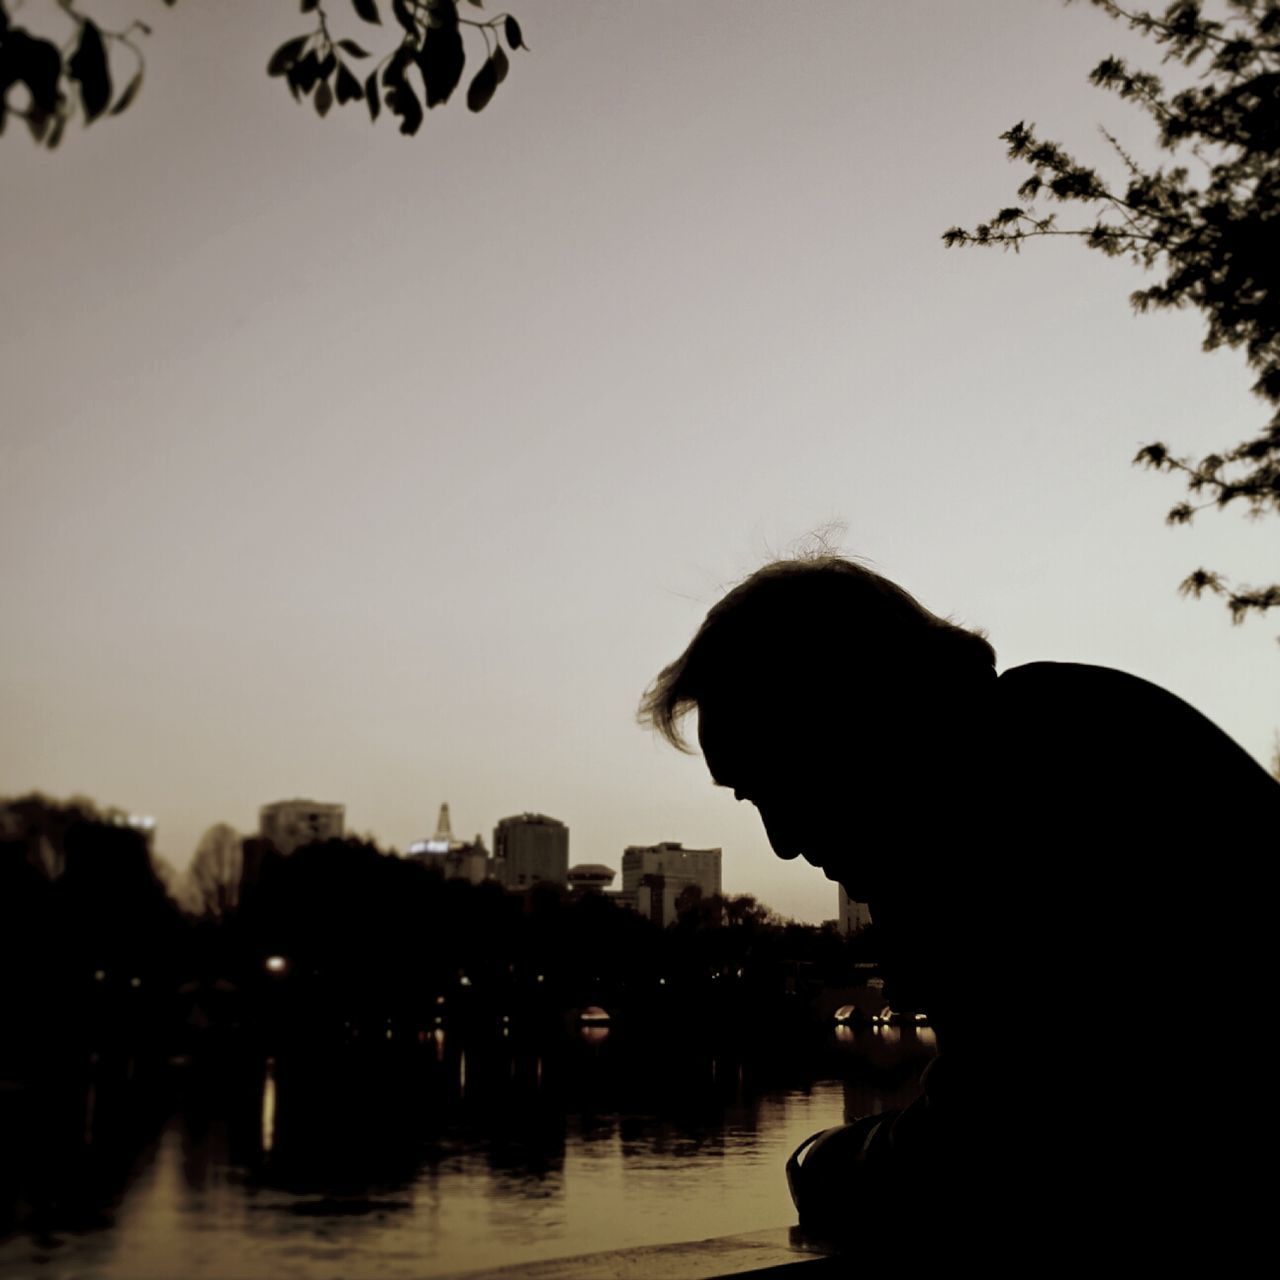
[433,803,454,844]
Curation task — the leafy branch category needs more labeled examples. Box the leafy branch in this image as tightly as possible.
[0,0,174,145]
[0,0,527,146]
[945,0,1280,629]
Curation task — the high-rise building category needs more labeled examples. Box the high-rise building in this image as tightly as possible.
[493,813,569,888]
[621,841,722,926]
[259,799,345,855]
[838,885,872,935]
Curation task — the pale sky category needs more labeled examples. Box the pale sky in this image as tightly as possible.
[2,1,1275,923]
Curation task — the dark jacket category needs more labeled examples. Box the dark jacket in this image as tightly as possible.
[825,662,1277,1254]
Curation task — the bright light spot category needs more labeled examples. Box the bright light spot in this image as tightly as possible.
[502,1015,510,1023]
[436,995,446,1005]
[265,956,287,974]
[261,1058,277,1154]
[385,1029,393,1040]
[914,1013,927,1023]
[129,977,142,988]
[658,978,666,986]
[459,975,472,987]
[536,974,544,983]
[834,1004,856,1023]
[93,970,106,982]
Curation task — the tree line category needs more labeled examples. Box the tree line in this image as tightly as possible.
[1,792,877,1082]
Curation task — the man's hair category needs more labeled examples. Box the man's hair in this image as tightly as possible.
[639,556,996,752]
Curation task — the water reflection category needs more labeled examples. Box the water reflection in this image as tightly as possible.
[1,1026,943,1279]
[260,1057,277,1155]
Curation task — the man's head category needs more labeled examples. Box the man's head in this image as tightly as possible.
[639,556,996,894]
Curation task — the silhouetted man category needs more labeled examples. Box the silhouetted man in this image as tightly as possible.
[641,556,1277,1258]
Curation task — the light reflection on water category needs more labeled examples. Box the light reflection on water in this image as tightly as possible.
[261,1057,277,1155]
[0,1027,936,1279]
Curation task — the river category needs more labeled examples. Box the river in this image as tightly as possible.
[0,1024,936,1279]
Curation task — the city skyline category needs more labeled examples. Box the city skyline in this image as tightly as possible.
[3,2,1276,924]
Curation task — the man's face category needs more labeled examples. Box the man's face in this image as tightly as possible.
[696,691,890,898]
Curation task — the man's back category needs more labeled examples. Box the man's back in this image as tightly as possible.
[949,662,1277,1252]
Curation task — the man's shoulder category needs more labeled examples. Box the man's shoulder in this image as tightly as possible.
[994,660,1278,799]
[997,660,1227,722]
[997,659,1167,697]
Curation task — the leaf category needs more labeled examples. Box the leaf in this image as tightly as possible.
[26,108,49,143]
[317,51,336,80]
[8,31,62,115]
[418,22,464,107]
[504,15,524,50]
[351,0,382,23]
[290,50,321,93]
[466,56,497,112]
[391,0,417,35]
[389,78,423,134]
[110,69,143,115]
[301,0,319,13]
[314,78,333,116]
[430,1,461,29]
[68,19,112,123]
[381,44,411,85]
[268,35,309,77]
[338,39,371,57]
[365,70,381,120]
[383,56,423,134]
[336,62,364,104]
[492,44,508,84]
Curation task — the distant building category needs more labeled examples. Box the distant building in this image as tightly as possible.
[494,813,568,889]
[568,863,616,894]
[622,842,722,927]
[838,886,872,935]
[407,803,491,884]
[259,799,345,854]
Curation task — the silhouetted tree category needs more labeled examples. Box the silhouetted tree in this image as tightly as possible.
[722,893,781,930]
[946,0,1280,627]
[187,822,243,921]
[0,0,527,147]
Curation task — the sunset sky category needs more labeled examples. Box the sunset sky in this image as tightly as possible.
[2,0,1274,923]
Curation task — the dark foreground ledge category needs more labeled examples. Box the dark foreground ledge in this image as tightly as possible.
[439,1227,844,1280]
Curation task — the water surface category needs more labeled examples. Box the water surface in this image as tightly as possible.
[1,1025,935,1278]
